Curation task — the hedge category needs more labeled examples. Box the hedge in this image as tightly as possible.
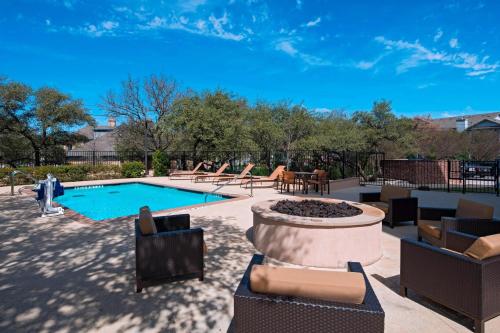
[0,164,122,186]
[152,150,169,176]
[121,161,145,178]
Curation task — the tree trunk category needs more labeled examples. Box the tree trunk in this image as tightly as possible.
[34,148,41,167]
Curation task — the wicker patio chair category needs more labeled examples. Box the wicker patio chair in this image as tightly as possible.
[400,236,500,333]
[359,185,418,228]
[418,199,495,247]
[306,169,330,195]
[233,254,385,333]
[135,213,204,293]
[280,171,298,195]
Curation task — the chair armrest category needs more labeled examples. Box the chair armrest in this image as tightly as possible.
[154,214,190,232]
[419,207,456,220]
[456,219,500,237]
[445,230,478,253]
[389,197,418,223]
[359,192,380,202]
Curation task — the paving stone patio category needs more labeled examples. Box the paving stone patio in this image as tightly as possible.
[1,178,499,332]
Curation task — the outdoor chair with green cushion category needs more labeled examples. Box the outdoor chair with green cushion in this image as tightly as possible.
[418,198,495,247]
[359,185,418,228]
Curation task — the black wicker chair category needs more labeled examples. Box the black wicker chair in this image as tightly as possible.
[359,188,418,228]
[233,254,385,333]
[401,236,500,333]
[418,199,495,247]
[135,214,204,293]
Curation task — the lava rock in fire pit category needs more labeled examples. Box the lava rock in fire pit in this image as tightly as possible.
[271,200,362,218]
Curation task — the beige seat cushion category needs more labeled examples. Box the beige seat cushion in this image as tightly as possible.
[464,234,500,260]
[139,206,157,235]
[250,264,366,304]
[368,201,389,214]
[380,185,411,203]
[456,199,494,219]
[418,220,442,239]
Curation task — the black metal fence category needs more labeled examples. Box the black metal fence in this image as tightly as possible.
[364,159,500,196]
[0,149,385,181]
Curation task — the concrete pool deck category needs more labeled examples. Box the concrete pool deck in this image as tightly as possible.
[1,177,500,332]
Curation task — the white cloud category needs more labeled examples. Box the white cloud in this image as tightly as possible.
[144,16,167,29]
[102,21,119,30]
[303,17,321,28]
[314,107,332,113]
[374,36,499,77]
[449,38,459,48]
[275,40,298,56]
[45,19,51,26]
[76,20,120,37]
[275,39,331,66]
[179,0,207,12]
[296,0,303,9]
[355,54,386,70]
[140,12,245,41]
[417,83,437,89]
[433,29,443,42]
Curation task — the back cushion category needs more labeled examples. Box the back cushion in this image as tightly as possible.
[456,199,494,219]
[464,234,500,260]
[250,264,366,304]
[139,206,157,235]
[380,185,411,203]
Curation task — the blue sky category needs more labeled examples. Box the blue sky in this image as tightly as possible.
[1,0,499,124]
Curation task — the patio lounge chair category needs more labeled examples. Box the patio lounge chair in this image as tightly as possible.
[306,169,330,195]
[418,198,495,247]
[214,163,255,185]
[359,185,418,228]
[193,163,230,183]
[400,234,500,333]
[135,208,204,293]
[233,254,385,333]
[240,165,285,189]
[169,162,205,178]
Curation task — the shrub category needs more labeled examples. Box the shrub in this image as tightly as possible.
[152,150,169,176]
[0,164,122,186]
[252,165,270,176]
[121,161,145,178]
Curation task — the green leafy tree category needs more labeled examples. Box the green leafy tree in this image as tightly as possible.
[152,149,169,176]
[0,79,94,166]
[352,100,416,158]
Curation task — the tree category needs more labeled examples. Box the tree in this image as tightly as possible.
[352,100,416,158]
[101,75,180,154]
[248,102,286,152]
[170,90,255,153]
[297,110,367,151]
[0,79,94,166]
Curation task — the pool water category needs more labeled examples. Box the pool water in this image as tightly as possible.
[54,182,229,221]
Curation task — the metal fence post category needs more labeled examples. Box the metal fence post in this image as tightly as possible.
[462,161,466,194]
[495,159,500,197]
[447,160,450,193]
[341,151,346,179]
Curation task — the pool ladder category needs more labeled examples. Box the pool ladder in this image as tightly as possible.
[9,170,40,196]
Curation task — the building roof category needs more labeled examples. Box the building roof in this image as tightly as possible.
[428,112,500,130]
[466,118,500,131]
[71,131,117,152]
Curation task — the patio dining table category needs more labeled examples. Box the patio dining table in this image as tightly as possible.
[293,171,318,194]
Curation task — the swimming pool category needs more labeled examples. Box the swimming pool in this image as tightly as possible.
[54,182,230,221]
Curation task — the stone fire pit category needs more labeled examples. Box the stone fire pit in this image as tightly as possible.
[252,198,385,268]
